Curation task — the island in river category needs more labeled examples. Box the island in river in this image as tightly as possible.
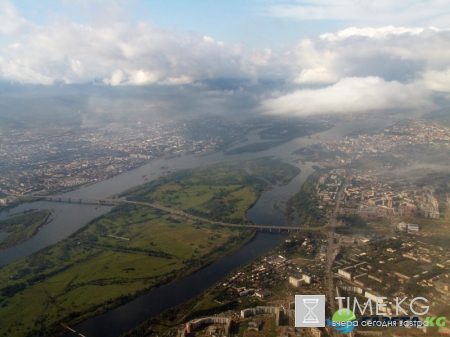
[0,157,298,337]
[0,209,51,250]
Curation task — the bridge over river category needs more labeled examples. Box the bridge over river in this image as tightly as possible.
[36,195,343,232]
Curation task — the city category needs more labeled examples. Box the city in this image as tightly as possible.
[1,110,450,336]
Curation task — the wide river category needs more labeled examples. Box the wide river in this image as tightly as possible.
[0,116,397,336]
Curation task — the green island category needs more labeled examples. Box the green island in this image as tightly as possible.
[225,123,329,155]
[225,141,285,155]
[0,209,51,249]
[0,157,298,336]
[123,157,299,224]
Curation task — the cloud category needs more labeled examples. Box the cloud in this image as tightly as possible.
[319,26,429,41]
[265,1,450,28]
[0,1,449,117]
[0,2,274,85]
[261,25,449,115]
[0,1,27,34]
[284,26,450,85]
[422,69,450,92]
[261,77,434,115]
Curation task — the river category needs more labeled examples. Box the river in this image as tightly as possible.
[0,116,391,265]
[67,232,284,337]
[0,115,397,336]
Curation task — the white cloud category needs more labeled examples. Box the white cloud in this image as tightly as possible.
[0,2,449,116]
[261,25,449,115]
[422,69,450,92]
[261,77,433,115]
[0,3,272,85]
[103,69,125,86]
[265,0,450,29]
[319,26,428,41]
[284,26,450,86]
[285,39,338,84]
[0,1,27,34]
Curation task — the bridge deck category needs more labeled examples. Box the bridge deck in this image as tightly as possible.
[36,195,343,231]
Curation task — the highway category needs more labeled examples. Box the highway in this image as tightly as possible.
[326,173,350,317]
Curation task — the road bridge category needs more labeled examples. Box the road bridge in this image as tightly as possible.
[35,195,115,205]
[36,195,345,232]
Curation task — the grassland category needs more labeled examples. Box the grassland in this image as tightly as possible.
[0,158,298,336]
[0,204,254,336]
[401,217,450,248]
[225,141,284,154]
[0,158,299,336]
[225,123,329,155]
[402,217,450,236]
[124,157,299,224]
[0,209,50,249]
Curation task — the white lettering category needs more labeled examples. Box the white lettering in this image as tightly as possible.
[410,297,429,316]
[336,297,346,314]
[353,298,373,316]
[376,297,387,316]
[396,297,408,315]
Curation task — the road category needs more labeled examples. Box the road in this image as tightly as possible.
[37,195,344,232]
[125,200,342,232]
[326,173,350,316]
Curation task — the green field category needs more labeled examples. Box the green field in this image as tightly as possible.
[0,204,253,336]
[124,158,299,223]
[402,217,450,236]
[0,209,50,249]
[225,141,284,154]
[0,158,299,335]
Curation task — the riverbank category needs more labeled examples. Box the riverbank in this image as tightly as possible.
[121,232,322,337]
[0,209,51,249]
[0,203,255,337]
[0,196,41,213]
[0,116,401,336]
[0,158,298,333]
[65,232,285,337]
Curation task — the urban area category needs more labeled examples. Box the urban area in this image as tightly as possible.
[1,112,450,337]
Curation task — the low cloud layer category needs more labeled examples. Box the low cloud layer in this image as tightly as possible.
[261,25,450,115]
[261,77,433,115]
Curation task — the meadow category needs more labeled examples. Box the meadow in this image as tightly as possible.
[0,204,252,336]
[125,157,299,224]
[0,158,299,335]
[0,209,50,249]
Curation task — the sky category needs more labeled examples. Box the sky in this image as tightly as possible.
[1,0,450,116]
